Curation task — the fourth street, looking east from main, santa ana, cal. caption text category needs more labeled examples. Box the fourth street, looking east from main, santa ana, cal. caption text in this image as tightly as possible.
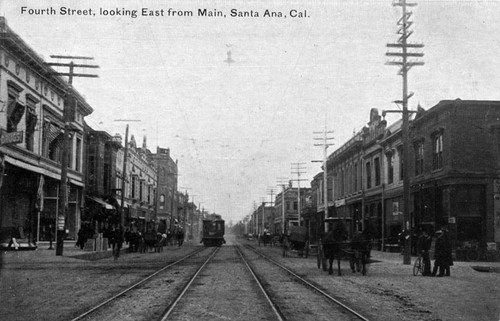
[20,7,310,19]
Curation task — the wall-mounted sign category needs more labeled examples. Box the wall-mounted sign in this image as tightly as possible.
[0,129,23,145]
[335,199,346,207]
[392,201,402,216]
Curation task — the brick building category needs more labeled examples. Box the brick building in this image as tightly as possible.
[152,146,178,233]
[313,100,500,252]
[408,100,500,251]
[82,127,121,228]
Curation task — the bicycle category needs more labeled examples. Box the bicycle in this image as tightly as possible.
[466,247,500,262]
[459,240,495,261]
[413,254,424,276]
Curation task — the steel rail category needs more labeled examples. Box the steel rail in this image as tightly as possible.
[70,247,208,321]
[160,247,220,321]
[236,246,285,321]
[244,244,371,321]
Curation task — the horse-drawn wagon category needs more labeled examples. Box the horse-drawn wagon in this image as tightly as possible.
[258,231,272,246]
[317,218,371,275]
[287,226,309,258]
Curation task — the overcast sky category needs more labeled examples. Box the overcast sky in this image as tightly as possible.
[3,0,500,224]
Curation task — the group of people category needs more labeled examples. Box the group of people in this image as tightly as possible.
[76,223,95,250]
[76,223,186,259]
[124,226,185,253]
[417,226,453,277]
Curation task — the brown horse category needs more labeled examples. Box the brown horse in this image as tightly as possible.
[322,224,347,275]
[349,231,371,275]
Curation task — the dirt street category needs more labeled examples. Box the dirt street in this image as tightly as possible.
[1,235,499,321]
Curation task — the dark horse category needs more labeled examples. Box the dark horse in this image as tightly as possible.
[349,231,371,275]
[322,223,348,275]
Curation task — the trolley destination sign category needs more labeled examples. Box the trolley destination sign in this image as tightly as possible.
[0,129,23,146]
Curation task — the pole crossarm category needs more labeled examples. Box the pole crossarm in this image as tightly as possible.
[392,1,418,7]
[47,63,100,68]
[50,55,95,59]
[382,109,417,117]
[385,52,424,57]
[387,43,424,48]
[385,61,424,66]
[49,73,99,78]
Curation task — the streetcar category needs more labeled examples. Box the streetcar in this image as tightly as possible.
[201,215,226,247]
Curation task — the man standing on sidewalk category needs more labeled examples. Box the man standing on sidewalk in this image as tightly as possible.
[432,227,453,276]
[417,229,432,276]
[112,225,124,260]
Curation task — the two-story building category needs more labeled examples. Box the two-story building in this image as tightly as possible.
[312,101,500,252]
[0,17,93,245]
[408,100,500,251]
[83,127,121,230]
[115,135,157,232]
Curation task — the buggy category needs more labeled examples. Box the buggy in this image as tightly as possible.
[288,226,309,258]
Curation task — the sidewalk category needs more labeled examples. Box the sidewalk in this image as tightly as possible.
[370,249,500,272]
[1,240,109,264]
[1,240,197,264]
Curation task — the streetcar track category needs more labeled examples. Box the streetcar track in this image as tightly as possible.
[159,246,220,320]
[243,243,371,321]
[70,247,211,321]
[235,245,286,321]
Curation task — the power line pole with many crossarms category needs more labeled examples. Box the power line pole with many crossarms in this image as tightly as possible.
[47,55,98,256]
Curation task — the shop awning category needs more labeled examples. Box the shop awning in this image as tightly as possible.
[87,196,115,210]
[3,155,84,187]
[116,199,132,207]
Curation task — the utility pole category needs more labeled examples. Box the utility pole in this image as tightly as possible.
[188,194,200,240]
[47,56,98,256]
[266,187,275,233]
[178,187,192,234]
[121,125,129,229]
[258,197,266,237]
[113,120,141,232]
[277,177,288,234]
[253,201,257,236]
[385,0,424,265]
[182,191,187,233]
[266,187,275,207]
[166,172,179,231]
[313,129,334,232]
[291,162,307,226]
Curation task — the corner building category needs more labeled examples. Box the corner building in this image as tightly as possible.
[322,100,500,253]
[0,18,93,244]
